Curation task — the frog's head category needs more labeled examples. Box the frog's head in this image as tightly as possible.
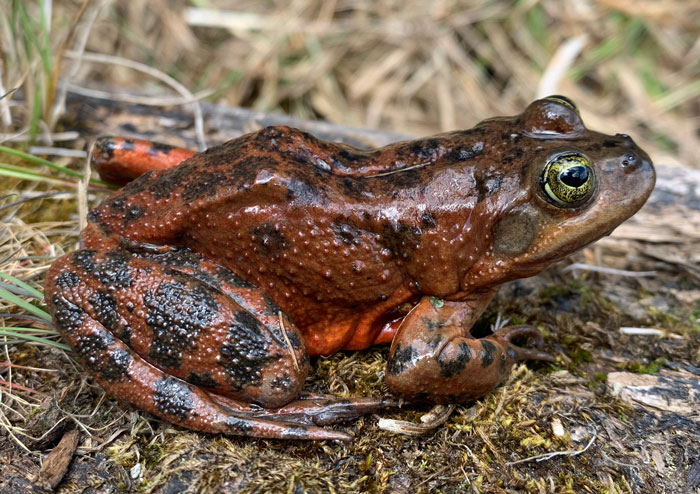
[470,96,655,285]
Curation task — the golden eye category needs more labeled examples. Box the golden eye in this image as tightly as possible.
[541,152,595,206]
[544,95,579,114]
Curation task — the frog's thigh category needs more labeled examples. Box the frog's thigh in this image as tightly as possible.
[47,279,350,440]
[46,248,310,409]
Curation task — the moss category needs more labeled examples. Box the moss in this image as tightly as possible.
[619,358,666,374]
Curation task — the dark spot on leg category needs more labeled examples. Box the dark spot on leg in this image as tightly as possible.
[225,415,254,433]
[148,141,174,155]
[95,137,116,161]
[100,349,132,381]
[421,317,445,332]
[187,371,219,389]
[386,344,417,376]
[91,250,133,288]
[286,329,302,350]
[144,280,219,368]
[218,311,273,392]
[481,340,496,368]
[437,341,472,378]
[87,208,101,224]
[270,373,293,392]
[88,291,120,331]
[119,324,133,346]
[72,250,96,273]
[262,295,282,316]
[73,330,114,369]
[153,376,194,420]
[54,271,81,288]
[51,295,85,333]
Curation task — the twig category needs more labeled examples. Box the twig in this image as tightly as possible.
[64,50,207,151]
[278,311,299,373]
[378,404,456,436]
[537,35,588,97]
[619,327,683,339]
[0,131,80,143]
[64,84,214,106]
[507,427,597,465]
[28,146,87,158]
[562,263,656,277]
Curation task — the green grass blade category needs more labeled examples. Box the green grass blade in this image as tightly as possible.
[0,272,44,299]
[0,162,70,185]
[0,326,58,334]
[0,286,51,321]
[0,281,38,299]
[0,330,69,350]
[0,144,84,178]
[0,145,117,188]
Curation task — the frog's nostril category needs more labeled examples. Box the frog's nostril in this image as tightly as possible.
[621,152,638,169]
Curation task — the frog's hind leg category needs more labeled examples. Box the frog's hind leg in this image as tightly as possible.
[47,293,350,441]
[92,136,196,185]
[45,247,352,440]
[121,243,400,425]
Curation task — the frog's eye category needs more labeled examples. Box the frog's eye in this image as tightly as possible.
[544,95,579,114]
[541,152,595,206]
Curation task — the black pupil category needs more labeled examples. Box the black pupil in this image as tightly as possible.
[560,166,588,187]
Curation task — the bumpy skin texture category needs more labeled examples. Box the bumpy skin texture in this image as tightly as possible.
[45,97,655,440]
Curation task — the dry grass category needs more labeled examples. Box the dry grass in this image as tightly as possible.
[0,1,699,493]
[2,0,699,164]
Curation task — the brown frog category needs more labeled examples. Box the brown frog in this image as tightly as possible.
[44,96,655,441]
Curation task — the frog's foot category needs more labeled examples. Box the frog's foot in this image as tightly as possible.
[212,392,400,426]
[92,136,195,185]
[45,247,354,441]
[489,325,555,363]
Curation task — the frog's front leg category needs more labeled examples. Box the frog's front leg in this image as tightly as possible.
[44,246,380,441]
[384,293,554,403]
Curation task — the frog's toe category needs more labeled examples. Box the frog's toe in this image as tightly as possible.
[491,325,555,363]
[241,394,400,426]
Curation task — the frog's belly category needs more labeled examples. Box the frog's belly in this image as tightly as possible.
[298,286,414,356]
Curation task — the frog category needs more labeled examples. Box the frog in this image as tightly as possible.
[44,96,655,441]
